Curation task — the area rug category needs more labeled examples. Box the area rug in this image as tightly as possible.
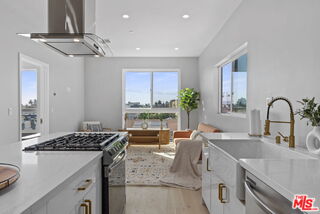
[126,143,175,186]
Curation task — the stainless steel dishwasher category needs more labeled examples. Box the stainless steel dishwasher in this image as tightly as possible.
[245,172,304,214]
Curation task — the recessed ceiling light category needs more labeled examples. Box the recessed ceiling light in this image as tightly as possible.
[129,30,134,33]
[73,38,80,42]
[182,14,190,19]
[69,55,74,57]
[94,55,100,58]
[122,14,130,19]
[174,48,179,51]
[136,48,141,51]
[39,39,47,42]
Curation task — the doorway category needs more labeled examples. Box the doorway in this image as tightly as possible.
[19,54,49,140]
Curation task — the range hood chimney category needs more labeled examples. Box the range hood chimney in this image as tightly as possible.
[19,0,112,57]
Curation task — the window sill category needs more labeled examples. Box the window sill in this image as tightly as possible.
[218,112,247,119]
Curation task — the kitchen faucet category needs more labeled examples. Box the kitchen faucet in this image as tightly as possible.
[264,97,295,148]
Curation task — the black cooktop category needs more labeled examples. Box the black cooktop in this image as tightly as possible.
[23,133,120,151]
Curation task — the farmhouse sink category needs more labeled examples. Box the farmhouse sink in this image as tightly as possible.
[208,139,314,201]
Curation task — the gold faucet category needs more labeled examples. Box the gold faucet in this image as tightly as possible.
[264,97,295,148]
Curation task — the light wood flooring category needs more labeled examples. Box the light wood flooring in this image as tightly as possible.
[125,186,209,214]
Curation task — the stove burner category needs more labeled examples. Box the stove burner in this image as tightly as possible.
[23,133,120,151]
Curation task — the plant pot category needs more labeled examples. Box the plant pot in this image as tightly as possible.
[141,120,148,130]
[306,126,320,155]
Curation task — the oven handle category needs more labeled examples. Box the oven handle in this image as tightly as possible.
[108,150,127,172]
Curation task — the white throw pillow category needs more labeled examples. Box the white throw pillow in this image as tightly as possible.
[190,130,201,140]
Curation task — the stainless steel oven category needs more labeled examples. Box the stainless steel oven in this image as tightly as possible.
[102,149,127,214]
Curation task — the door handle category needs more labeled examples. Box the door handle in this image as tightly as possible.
[80,203,89,214]
[218,183,227,203]
[84,200,92,214]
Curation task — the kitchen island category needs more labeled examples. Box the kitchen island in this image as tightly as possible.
[0,133,103,214]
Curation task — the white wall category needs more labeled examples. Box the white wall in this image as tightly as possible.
[0,1,85,143]
[198,0,320,146]
[84,57,199,130]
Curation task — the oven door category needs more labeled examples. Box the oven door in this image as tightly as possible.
[104,150,127,214]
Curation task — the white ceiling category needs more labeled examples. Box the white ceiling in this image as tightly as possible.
[96,0,242,57]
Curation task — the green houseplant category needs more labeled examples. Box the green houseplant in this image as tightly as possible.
[178,88,200,129]
[296,97,320,154]
[138,112,149,129]
[296,97,320,126]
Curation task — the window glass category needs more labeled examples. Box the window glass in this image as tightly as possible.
[221,63,232,113]
[125,72,151,108]
[220,53,247,114]
[153,72,178,108]
[232,54,247,113]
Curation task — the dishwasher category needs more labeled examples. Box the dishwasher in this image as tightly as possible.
[245,172,304,214]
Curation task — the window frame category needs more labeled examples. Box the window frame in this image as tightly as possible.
[217,43,248,118]
[122,68,181,129]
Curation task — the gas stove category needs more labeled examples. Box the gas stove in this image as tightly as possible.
[23,132,123,151]
[23,132,128,214]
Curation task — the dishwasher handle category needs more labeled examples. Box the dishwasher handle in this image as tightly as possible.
[245,181,277,214]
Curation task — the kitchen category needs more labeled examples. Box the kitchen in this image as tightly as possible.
[1,0,320,214]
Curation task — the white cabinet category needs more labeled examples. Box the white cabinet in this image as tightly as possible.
[31,160,101,214]
[203,143,245,214]
[202,146,211,210]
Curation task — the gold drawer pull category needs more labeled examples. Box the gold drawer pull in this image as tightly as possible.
[80,203,89,214]
[84,200,92,214]
[218,183,227,203]
[77,179,92,191]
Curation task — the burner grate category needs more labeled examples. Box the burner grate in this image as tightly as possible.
[23,133,119,151]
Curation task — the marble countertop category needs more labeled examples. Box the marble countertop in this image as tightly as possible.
[0,133,102,214]
[240,159,320,205]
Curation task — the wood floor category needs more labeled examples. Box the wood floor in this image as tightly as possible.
[125,186,209,214]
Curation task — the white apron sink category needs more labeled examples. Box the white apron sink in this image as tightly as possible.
[208,139,314,201]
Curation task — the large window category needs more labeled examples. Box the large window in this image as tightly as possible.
[123,69,180,130]
[219,50,248,116]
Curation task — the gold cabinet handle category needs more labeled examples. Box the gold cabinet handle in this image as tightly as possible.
[80,203,89,214]
[218,183,227,203]
[206,158,212,172]
[77,179,93,191]
[84,200,92,214]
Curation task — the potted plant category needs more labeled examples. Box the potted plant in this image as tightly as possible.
[178,88,200,129]
[158,113,167,130]
[138,112,149,129]
[296,97,320,153]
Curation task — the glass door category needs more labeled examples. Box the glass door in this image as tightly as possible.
[21,70,40,139]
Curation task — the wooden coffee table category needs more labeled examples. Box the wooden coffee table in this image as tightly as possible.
[121,128,170,149]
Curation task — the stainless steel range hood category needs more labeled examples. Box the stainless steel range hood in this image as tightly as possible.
[19,0,112,57]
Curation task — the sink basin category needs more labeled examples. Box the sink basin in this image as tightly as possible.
[208,139,314,201]
[211,139,313,160]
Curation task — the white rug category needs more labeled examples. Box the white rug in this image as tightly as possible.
[126,143,175,186]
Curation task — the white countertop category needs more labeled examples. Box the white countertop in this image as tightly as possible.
[240,159,320,205]
[0,133,102,214]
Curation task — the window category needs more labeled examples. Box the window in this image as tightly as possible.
[123,69,180,130]
[219,50,248,116]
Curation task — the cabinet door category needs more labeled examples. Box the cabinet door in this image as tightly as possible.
[210,174,224,214]
[222,185,245,214]
[83,184,97,214]
[202,148,211,210]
